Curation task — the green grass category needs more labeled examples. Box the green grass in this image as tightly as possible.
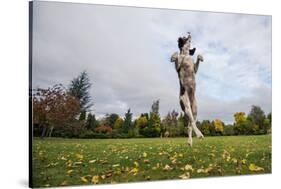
[32,135,271,187]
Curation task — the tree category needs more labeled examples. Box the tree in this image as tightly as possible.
[85,113,99,130]
[248,105,266,134]
[79,110,86,121]
[267,112,272,124]
[233,112,249,135]
[201,120,212,136]
[69,71,93,112]
[122,109,133,133]
[145,100,161,137]
[267,112,272,133]
[177,113,186,136]
[105,113,119,128]
[32,84,81,138]
[136,115,148,129]
[136,114,149,136]
[234,112,247,124]
[113,117,124,130]
[151,99,160,115]
[162,110,179,137]
[224,124,235,136]
[212,119,224,135]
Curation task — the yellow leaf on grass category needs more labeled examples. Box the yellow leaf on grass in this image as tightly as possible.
[92,175,99,184]
[222,150,231,161]
[80,176,88,183]
[129,167,139,174]
[241,159,247,164]
[184,164,193,171]
[163,164,172,171]
[67,170,73,174]
[76,153,83,159]
[73,161,83,166]
[89,159,96,163]
[231,158,238,163]
[249,164,264,172]
[143,152,147,158]
[179,172,190,179]
[197,168,206,173]
[112,164,120,167]
[60,180,68,186]
[134,161,139,167]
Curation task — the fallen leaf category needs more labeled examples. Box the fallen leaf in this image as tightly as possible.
[73,161,83,166]
[67,170,73,174]
[92,175,99,184]
[222,150,231,161]
[89,160,96,163]
[163,164,172,171]
[249,164,264,172]
[76,153,83,159]
[112,164,120,167]
[100,160,108,164]
[106,170,113,178]
[60,180,68,186]
[231,158,238,163]
[143,152,148,158]
[143,159,150,164]
[179,172,190,179]
[134,161,139,167]
[80,176,88,183]
[129,167,139,174]
[184,164,193,171]
[197,168,206,173]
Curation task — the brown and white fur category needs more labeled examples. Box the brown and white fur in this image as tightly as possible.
[170,34,204,147]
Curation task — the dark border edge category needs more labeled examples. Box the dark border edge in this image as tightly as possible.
[29,1,33,188]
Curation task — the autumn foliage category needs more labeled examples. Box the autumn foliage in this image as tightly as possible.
[94,125,113,133]
[32,84,81,136]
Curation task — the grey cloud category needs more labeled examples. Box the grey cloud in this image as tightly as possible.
[32,1,271,123]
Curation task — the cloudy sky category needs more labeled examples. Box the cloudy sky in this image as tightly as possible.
[32,1,272,123]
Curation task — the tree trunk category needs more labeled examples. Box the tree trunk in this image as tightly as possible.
[40,125,47,138]
[48,126,54,137]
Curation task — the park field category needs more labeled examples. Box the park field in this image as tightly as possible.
[32,135,271,187]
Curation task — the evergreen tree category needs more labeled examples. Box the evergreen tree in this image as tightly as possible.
[79,110,86,121]
[123,109,133,133]
[85,113,99,130]
[146,100,161,137]
[248,105,266,133]
[69,71,93,112]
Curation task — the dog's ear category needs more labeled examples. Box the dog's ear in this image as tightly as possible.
[189,48,196,56]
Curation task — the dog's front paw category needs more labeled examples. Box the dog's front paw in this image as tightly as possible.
[197,54,204,62]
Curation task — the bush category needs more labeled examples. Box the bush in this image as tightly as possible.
[140,127,161,137]
[223,125,235,136]
[94,125,112,134]
[79,130,95,139]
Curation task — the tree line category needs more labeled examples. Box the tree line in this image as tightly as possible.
[32,71,271,139]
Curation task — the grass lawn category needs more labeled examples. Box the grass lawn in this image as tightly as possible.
[32,135,271,187]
